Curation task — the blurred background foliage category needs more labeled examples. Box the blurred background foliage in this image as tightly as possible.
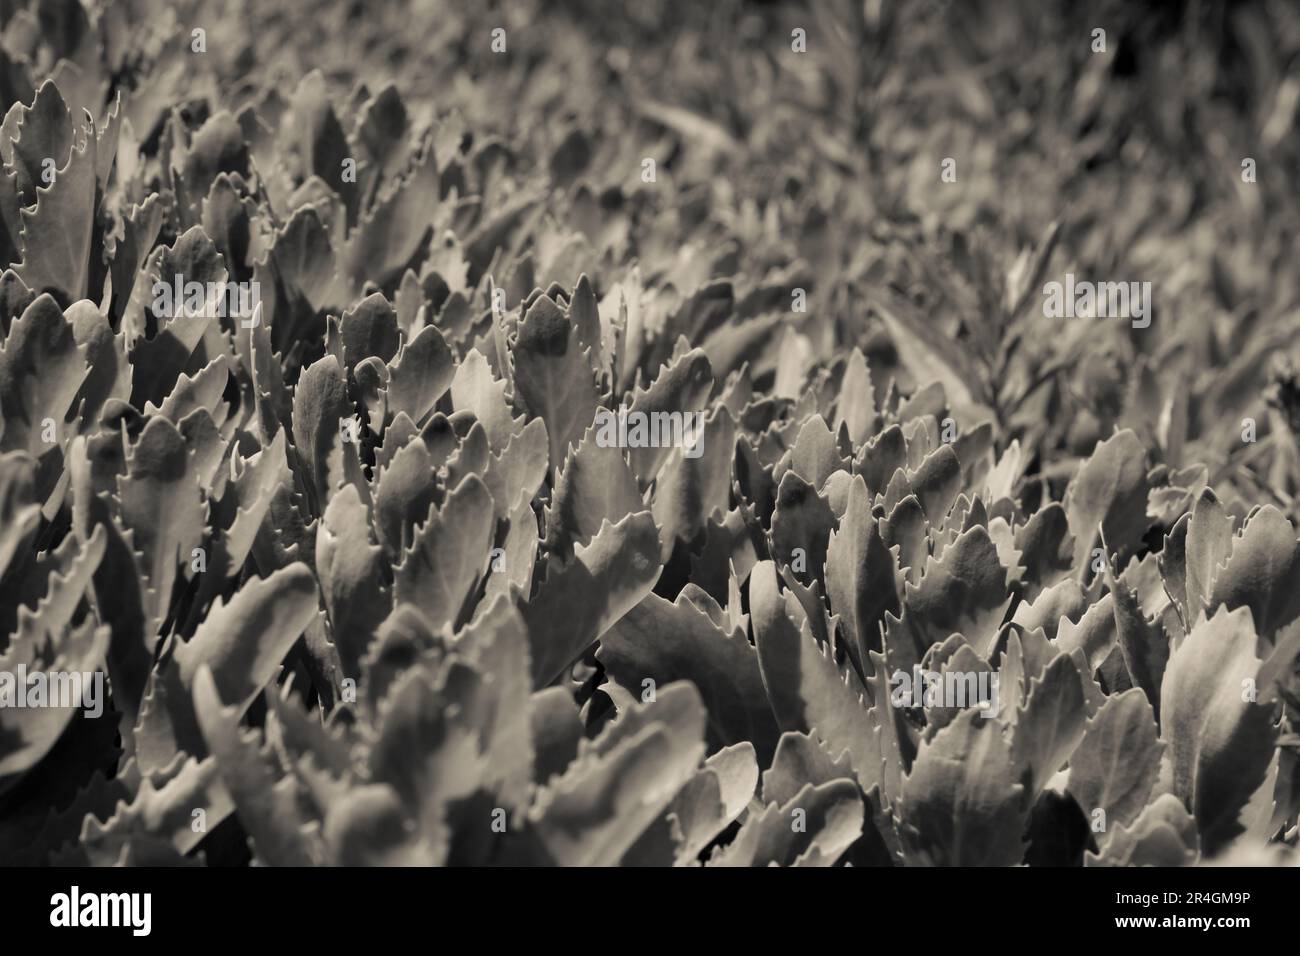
[10,0,1300,512]
[237,0,1300,516]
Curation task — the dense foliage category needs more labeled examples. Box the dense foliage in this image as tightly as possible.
[2,0,1300,866]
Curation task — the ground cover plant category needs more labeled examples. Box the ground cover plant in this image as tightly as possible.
[2,0,1300,867]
